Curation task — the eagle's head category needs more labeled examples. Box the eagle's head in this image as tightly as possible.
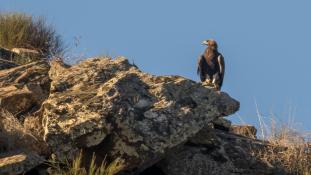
[202,39,218,49]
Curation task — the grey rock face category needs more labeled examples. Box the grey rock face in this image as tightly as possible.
[42,57,239,172]
[158,127,284,175]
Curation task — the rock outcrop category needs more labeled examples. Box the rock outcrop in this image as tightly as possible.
[42,57,239,173]
[1,56,291,175]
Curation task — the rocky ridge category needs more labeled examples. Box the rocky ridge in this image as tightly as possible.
[0,56,284,175]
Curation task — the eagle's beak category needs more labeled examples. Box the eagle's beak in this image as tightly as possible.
[202,40,209,45]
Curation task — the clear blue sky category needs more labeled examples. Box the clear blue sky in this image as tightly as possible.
[1,0,311,132]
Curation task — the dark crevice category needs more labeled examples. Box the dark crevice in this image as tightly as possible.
[138,165,166,175]
[17,103,41,123]
[82,133,114,163]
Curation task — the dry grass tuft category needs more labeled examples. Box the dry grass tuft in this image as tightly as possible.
[251,106,311,175]
[47,151,125,175]
[254,126,311,174]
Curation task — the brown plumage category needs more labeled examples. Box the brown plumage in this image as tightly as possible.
[197,39,225,90]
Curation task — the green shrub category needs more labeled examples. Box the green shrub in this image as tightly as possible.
[0,12,64,63]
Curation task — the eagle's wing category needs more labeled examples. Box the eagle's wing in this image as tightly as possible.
[197,54,206,82]
[217,54,225,87]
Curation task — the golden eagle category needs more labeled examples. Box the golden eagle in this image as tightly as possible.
[197,39,225,90]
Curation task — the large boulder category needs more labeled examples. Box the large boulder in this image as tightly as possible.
[42,57,240,173]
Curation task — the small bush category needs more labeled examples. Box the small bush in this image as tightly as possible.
[0,12,64,63]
